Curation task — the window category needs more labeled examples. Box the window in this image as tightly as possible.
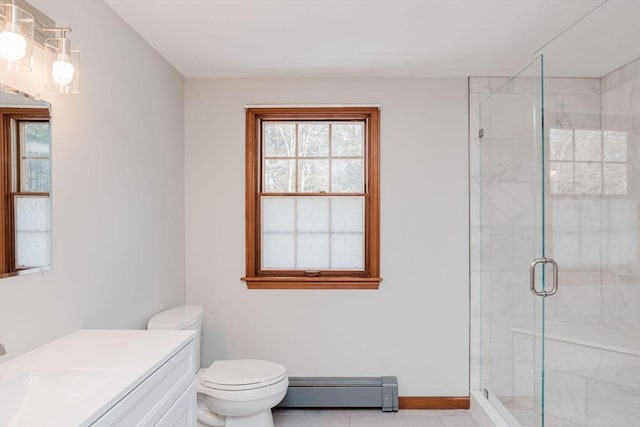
[549,128,628,195]
[243,107,381,289]
[0,108,51,274]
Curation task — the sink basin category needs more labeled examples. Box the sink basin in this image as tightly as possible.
[0,330,194,427]
[0,369,119,426]
[0,373,29,426]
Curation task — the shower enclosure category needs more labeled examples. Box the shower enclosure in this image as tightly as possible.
[470,1,640,425]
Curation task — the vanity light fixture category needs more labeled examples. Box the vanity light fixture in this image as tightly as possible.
[42,27,80,94]
[0,1,34,71]
[0,2,79,95]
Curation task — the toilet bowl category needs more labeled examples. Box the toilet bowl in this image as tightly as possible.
[147,306,288,427]
[196,360,288,427]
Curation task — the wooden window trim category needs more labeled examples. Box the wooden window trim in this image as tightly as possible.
[0,108,50,272]
[242,107,381,290]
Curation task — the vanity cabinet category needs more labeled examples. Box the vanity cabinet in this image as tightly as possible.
[91,338,196,427]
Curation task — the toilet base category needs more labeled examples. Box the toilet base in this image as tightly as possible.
[225,410,274,427]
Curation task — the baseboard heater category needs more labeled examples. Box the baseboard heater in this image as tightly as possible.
[277,376,399,412]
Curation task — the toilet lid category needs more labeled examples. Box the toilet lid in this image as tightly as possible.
[200,359,286,389]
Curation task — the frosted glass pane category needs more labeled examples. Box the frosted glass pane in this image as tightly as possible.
[603,130,627,161]
[331,159,363,192]
[264,123,296,157]
[16,232,50,267]
[262,198,295,232]
[297,233,329,269]
[298,124,329,157]
[331,234,364,270]
[574,130,602,161]
[262,233,295,269]
[332,123,363,156]
[331,197,364,232]
[299,159,329,192]
[549,162,573,194]
[575,162,602,194]
[16,197,50,231]
[297,198,329,232]
[21,159,50,192]
[549,129,573,160]
[264,159,295,192]
[604,163,627,195]
[260,196,365,271]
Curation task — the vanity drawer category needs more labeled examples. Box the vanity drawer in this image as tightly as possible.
[92,340,195,427]
[156,383,197,426]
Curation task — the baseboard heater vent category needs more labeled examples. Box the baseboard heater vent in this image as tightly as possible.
[277,376,399,412]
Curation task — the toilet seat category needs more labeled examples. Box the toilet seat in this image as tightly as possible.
[199,359,287,391]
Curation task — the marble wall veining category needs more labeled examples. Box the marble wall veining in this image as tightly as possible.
[601,57,640,338]
[512,327,640,427]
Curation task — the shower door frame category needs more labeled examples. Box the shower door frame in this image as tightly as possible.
[476,55,552,427]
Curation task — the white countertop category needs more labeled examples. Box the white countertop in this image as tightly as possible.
[0,329,195,427]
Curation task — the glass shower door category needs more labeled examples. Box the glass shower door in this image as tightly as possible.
[476,56,546,427]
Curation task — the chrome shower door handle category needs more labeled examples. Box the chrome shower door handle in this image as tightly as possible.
[529,257,559,297]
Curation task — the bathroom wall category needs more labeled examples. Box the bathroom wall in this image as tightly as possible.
[0,1,185,358]
[184,78,470,396]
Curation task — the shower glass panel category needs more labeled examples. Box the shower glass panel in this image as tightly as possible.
[475,56,545,427]
[473,2,640,425]
[539,1,640,425]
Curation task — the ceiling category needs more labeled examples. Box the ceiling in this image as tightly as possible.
[104,0,639,78]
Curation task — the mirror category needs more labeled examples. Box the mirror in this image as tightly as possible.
[0,84,51,278]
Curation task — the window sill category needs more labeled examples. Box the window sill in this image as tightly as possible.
[241,276,382,290]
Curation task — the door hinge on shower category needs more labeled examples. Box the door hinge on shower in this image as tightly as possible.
[479,128,484,138]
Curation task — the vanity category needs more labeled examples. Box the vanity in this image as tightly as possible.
[0,330,197,426]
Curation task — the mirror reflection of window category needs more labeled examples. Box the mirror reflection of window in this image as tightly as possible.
[0,107,51,275]
[549,128,628,195]
[13,121,51,270]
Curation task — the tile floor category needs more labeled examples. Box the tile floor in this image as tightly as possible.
[273,409,481,427]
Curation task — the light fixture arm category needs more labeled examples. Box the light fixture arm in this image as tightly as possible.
[42,27,72,37]
[42,27,73,58]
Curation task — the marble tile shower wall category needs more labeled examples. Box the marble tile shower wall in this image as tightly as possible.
[469,76,603,396]
[512,330,640,427]
[544,78,604,331]
[601,57,640,338]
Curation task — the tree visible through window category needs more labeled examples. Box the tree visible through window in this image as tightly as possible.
[243,107,381,289]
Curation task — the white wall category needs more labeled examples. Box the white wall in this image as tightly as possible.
[185,78,470,395]
[0,1,185,359]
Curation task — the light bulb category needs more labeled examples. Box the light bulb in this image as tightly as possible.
[51,56,74,86]
[0,23,26,62]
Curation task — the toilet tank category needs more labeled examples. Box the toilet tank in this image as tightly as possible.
[147,306,203,372]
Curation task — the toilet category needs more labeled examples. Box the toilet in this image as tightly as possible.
[147,306,288,427]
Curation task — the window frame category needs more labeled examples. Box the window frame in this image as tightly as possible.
[0,108,50,274]
[242,107,381,289]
